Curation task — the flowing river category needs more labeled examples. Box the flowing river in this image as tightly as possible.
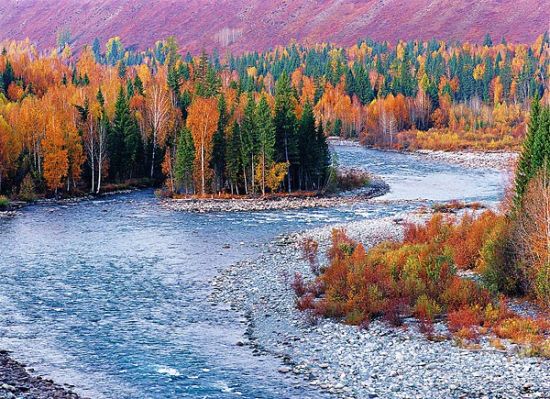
[0,146,508,399]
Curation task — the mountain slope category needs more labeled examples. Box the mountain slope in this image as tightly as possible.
[0,0,547,53]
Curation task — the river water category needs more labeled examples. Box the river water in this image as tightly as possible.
[0,146,508,399]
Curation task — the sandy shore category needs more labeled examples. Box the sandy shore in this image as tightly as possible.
[210,211,549,399]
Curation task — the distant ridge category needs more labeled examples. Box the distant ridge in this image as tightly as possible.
[0,0,547,52]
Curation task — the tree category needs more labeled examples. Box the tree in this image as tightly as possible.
[175,127,195,194]
[298,101,316,190]
[187,97,219,195]
[92,37,101,61]
[43,116,68,193]
[210,94,228,193]
[145,80,171,178]
[274,71,298,192]
[314,121,331,189]
[515,96,542,206]
[226,121,243,195]
[240,93,257,194]
[76,98,97,192]
[109,86,130,181]
[96,88,109,193]
[255,95,276,195]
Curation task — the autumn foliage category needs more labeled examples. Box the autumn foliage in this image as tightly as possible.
[294,211,549,355]
[0,34,548,198]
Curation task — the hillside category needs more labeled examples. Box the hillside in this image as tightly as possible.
[0,0,547,53]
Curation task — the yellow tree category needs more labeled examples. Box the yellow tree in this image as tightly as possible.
[43,116,69,193]
[187,97,219,195]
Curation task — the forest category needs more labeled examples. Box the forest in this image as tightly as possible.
[0,32,548,198]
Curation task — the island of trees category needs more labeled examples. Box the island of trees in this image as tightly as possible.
[0,32,548,199]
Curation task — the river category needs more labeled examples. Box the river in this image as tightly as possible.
[0,146,508,399]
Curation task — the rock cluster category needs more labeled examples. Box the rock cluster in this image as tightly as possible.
[0,350,85,399]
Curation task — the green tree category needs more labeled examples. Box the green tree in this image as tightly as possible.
[174,127,195,194]
[109,86,133,180]
[226,121,242,195]
[298,101,316,190]
[514,96,542,207]
[255,95,276,195]
[210,94,228,192]
[274,71,298,192]
[240,93,257,194]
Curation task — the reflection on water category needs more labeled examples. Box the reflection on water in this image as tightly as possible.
[0,146,508,398]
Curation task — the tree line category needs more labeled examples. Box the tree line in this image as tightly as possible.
[0,33,548,197]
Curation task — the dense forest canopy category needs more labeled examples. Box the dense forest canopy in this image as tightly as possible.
[0,33,548,198]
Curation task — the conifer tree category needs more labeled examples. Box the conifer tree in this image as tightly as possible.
[298,101,316,190]
[108,86,131,180]
[255,95,276,195]
[175,127,195,194]
[274,71,298,192]
[514,95,541,206]
[240,93,257,194]
[210,94,228,192]
[226,121,242,195]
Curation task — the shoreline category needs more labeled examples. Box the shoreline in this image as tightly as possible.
[328,138,518,171]
[210,211,549,398]
[0,350,85,399]
[162,180,389,213]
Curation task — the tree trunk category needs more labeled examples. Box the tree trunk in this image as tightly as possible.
[150,132,156,179]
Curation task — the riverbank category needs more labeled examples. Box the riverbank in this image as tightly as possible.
[0,351,84,399]
[162,180,389,213]
[328,138,518,171]
[210,211,549,398]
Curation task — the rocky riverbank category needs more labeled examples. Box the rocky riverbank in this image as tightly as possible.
[162,180,389,213]
[412,149,518,171]
[210,212,550,399]
[328,138,518,171]
[0,351,84,399]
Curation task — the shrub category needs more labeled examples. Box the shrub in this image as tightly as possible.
[494,317,550,346]
[326,169,372,192]
[479,217,521,295]
[301,238,320,276]
[291,272,307,297]
[294,212,549,355]
[447,306,483,338]
[0,195,9,209]
[18,174,37,202]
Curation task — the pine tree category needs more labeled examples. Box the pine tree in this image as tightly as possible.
[134,75,144,96]
[240,93,257,194]
[298,102,316,190]
[274,71,298,192]
[109,86,133,181]
[92,38,101,61]
[210,94,228,192]
[530,106,550,172]
[124,109,142,179]
[514,96,541,207]
[175,127,195,194]
[225,121,242,195]
[314,122,331,189]
[255,95,276,195]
